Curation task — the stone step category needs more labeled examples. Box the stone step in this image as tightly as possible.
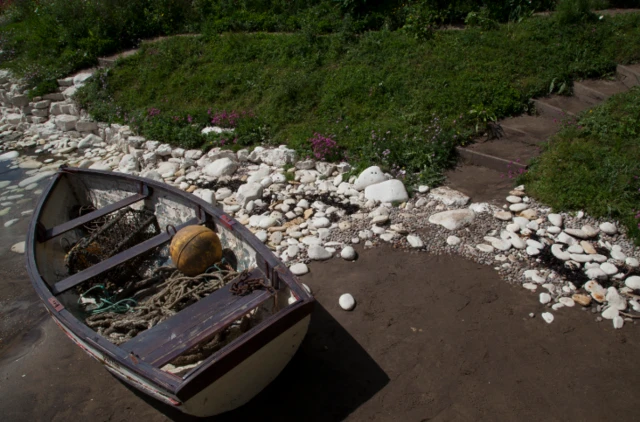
[444,164,514,204]
[574,78,629,103]
[617,64,640,88]
[500,114,560,140]
[532,95,598,119]
[97,49,138,68]
[456,136,539,173]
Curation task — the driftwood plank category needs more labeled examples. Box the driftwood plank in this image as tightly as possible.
[121,268,272,368]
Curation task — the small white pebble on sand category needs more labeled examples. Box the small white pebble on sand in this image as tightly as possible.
[11,241,25,254]
[290,263,309,276]
[541,312,554,324]
[539,293,551,304]
[613,316,624,329]
[341,246,356,261]
[339,293,355,311]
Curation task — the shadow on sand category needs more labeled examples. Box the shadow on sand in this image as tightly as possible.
[122,302,389,421]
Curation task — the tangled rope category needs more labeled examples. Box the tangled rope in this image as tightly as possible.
[85,266,243,345]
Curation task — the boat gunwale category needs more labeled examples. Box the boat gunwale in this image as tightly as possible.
[26,166,315,403]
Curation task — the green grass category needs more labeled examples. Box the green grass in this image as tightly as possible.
[523,86,640,244]
[74,12,640,185]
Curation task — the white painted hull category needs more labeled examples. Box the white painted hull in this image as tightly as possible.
[52,311,310,416]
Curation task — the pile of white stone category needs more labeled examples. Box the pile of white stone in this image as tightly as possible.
[2,69,639,322]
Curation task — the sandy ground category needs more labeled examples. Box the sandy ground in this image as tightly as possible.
[1,241,639,421]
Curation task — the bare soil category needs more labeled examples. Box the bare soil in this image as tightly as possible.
[1,245,639,421]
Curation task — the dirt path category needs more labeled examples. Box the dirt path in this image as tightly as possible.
[1,245,638,421]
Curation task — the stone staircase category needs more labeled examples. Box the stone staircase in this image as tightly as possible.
[456,64,640,174]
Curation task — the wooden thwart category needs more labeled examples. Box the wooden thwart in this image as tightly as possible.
[121,268,273,368]
[51,217,200,295]
[41,186,149,242]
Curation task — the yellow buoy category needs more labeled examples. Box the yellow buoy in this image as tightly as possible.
[170,225,222,276]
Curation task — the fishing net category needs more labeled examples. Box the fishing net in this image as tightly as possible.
[65,206,161,288]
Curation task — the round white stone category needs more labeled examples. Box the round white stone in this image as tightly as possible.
[526,246,540,256]
[625,257,639,268]
[600,262,618,275]
[446,236,461,246]
[506,195,522,203]
[539,293,551,304]
[476,244,494,253]
[625,276,640,289]
[290,263,309,276]
[341,246,356,261]
[541,312,554,324]
[599,222,617,235]
[339,293,356,311]
[558,297,575,307]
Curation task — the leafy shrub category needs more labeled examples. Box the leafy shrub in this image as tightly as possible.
[555,0,596,24]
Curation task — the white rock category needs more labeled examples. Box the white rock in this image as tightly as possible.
[564,228,589,239]
[526,246,540,256]
[193,189,216,205]
[353,166,386,190]
[339,293,355,311]
[290,263,309,275]
[509,203,528,212]
[4,218,18,227]
[429,187,470,206]
[73,72,93,86]
[55,115,79,131]
[118,154,139,172]
[547,226,561,234]
[559,297,575,307]
[308,245,332,261]
[491,239,511,251]
[341,246,356,261]
[599,222,617,235]
[255,230,268,243]
[625,257,639,268]
[11,241,25,253]
[204,158,238,178]
[611,249,627,261]
[585,267,607,280]
[605,287,627,310]
[494,211,512,221]
[551,244,571,261]
[625,276,640,289]
[428,209,475,230]
[613,316,624,329]
[548,213,563,227]
[556,232,577,245]
[527,239,544,249]
[541,312,554,324]
[539,293,551,304]
[600,262,618,275]
[259,217,278,229]
[418,185,429,193]
[0,151,19,161]
[523,283,538,291]
[476,244,494,253]
[237,183,263,206]
[469,202,490,214]
[364,179,408,203]
[446,236,461,246]
[601,306,619,320]
[406,235,424,248]
[569,254,592,263]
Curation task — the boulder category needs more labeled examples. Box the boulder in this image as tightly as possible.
[204,157,238,178]
[429,187,470,206]
[364,179,409,203]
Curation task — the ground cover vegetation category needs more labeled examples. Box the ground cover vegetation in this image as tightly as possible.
[0,0,639,188]
[73,8,640,186]
[523,87,640,244]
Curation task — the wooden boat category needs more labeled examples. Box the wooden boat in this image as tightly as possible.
[26,166,314,416]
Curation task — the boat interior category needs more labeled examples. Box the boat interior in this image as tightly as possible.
[32,169,303,378]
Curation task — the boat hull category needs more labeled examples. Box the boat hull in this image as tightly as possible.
[27,168,315,417]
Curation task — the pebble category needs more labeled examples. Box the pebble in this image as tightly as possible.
[509,203,528,212]
[558,297,575,307]
[613,316,624,329]
[506,195,522,203]
[539,293,551,304]
[548,213,563,227]
[476,244,494,253]
[541,312,554,324]
[523,283,537,291]
[407,235,424,248]
[599,222,617,235]
[600,262,618,275]
[526,246,540,256]
[339,293,356,311]
[446,236,461,246]
[308,245,332,261]
[601,307,619,320]
[290,263,309,276]
[625,276,640,289]
[341,246,356,261]
[572,294,591,306]
[626,257,639,268]
[4,218,18,227]
[11,241,25,253]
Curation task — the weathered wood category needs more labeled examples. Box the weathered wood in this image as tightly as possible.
[121,268,272,367]
[52,217,200,295]
[41,186,149,241]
